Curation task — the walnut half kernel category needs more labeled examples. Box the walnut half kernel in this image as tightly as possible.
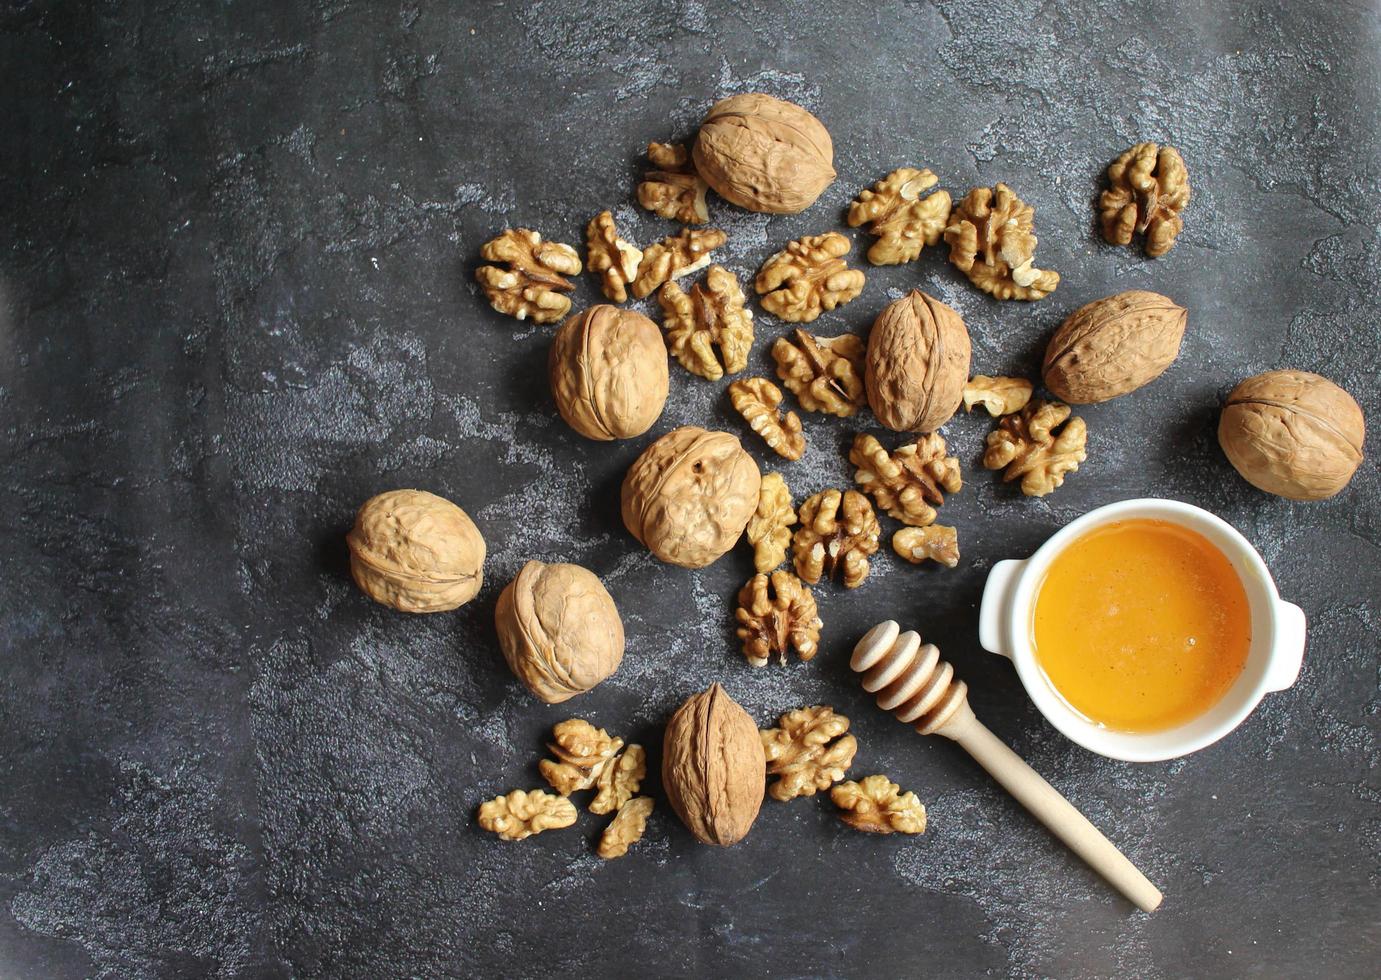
[771,328,867,417]
[983,399,1088,497]
[847,167,952,266]
[761,706,857,802]
[585,211,643,303]
[793,489,880,589]
[744,472,796,574]
[729,378,804,461]
[477,789,578,841]
[476,228,583,323]
[963,375,1033,417]
[633,227,727,300]
[598,796,655,859]
[755,232,866,323]
[659,265,754,381]
[637,142,709,224]
[850,432,961,528]
[734,570,822,667]
[831,775,927,835]
[893,525,959,568]
[944,184,1058,301]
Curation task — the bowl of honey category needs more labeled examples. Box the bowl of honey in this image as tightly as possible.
[978,498,1306,761]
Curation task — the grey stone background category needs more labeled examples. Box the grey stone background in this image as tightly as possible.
[2,1,1378,977]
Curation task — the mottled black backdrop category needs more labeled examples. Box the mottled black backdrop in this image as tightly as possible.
[2,1,1378,978]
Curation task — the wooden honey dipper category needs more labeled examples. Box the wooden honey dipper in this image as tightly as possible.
[852,620,1163,912]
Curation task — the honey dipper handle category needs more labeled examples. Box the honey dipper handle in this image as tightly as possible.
[951,720,1164,913]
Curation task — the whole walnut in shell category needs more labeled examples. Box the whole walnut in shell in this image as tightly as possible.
[346,489,485,613]
[494,560,624,703]
[1219,370,1365,501]
[692,93,835,214]
[549,305,669,441]
[865,290,972,433]
[621,427,761,568]
[1042,291,1187,404]
[662,683,766,846]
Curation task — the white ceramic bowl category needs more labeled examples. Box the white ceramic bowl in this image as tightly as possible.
[978,498,1306,762]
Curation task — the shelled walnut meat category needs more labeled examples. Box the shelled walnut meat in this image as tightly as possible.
[346,489,485,613]
[944,184,1059,301]
[598,796,655,859]
[963,375,1033,417]
[866,290,972,433]
[658,264,754,381]
[771,328,867,417]
[1042,291,1188,404]
[637,142,709,224]
[734,570,822,667]
[745,472,796,573]
[476,228,582,323]
[1218,370,1365,501]
[632,227,727,299]
[477,789,578,841]
[760,706,857,802]
[984,399,1088,497]
[793,489,880,589]
[585,211,643,303]
[539,719,623,795]
[1100,142,1190,257]
[591,743,647,815]
[851,432,961,527]
[549,305,669,441]
[622,426,761,568]
[495,561,624,704]
[662,683,766,846]
[755,232,866,323]
[893,525,960,568]
[692,93,836,214]
[729,377,804,460]
[847,167,952,265]
[831,775,927,835]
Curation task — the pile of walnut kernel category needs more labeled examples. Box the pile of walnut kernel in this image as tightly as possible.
[470,94,1196,850]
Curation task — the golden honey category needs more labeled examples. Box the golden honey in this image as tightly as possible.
[1031,518,1251,733]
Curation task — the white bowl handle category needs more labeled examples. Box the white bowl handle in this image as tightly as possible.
[1266,601,1307,693]
[979,559,1026,660]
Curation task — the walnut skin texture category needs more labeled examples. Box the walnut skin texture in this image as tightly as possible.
[598,796,655,859]
[831,776,927,834]
[662,683,766,846]
[850,432,961,527]
[755,232,866,323]
[963,375,1033,417]
[495,561,624,704]
[622,426,761,568]
[847,167,953,265]
[1219,370,1365,501]
[983,400,1088,497]
[477,789,578,841]
[692,93,835,214]
[476,228,582,323]
[760,706,857,802]
[893,525,959,568]
[1042,291,1188,404]
[632,227,727,300]
[1100,142,1190,257]
[793,489,880,589]
[734,571,822,667]
[658,264,754,381]
[745,472,796,573]
[944,184,1058,301]
[729,378,804,460]
[549,305,669,441]
[866,290,972,434]
[585,211,643,303]
[637,142,709,224]
[771,328,867,417]
[346,489,485,613]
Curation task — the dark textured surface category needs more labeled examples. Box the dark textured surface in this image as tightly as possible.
[2,1,1379,977]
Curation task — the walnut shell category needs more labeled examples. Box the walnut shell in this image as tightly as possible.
[621,426,761,569]
[662,683,765,846]
[865,290,972,433]
[692,93,835,215]
[1219,370,1365,501]
[1043,290,1188,404]
[346,489,485,612]
[549,305,669,441]
[494,560,624,703]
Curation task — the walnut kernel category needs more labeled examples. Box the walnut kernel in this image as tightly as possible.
[1100,142,1190,257]
[944,184,1058,301]
[850,432,961,527]
[963,375,1034,417]
[847,168,952,265]
[632,227,727,299]
[734,571,822,667]
[793,489,880,589]
[658,264,754,381]
[477,789,578,841]
[831,775,927,834]
[771,328,867,417]
[755,232,866,323]
[729,377,804,460]
[476,228,582,323]
[637,142,709,224]
[585,211,643,303]
[983,399,1088,497]
[591,744,647,816]
[893,525,959,568]
[745,472,796,574]
[598,797,655,859]
[760,706,857,802]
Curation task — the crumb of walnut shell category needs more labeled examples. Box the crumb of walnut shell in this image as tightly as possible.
[477,789,578,841]
[734,570,822,667]
[760,706,857,802]
[771,328,867,417]
[539,719,624,795]
[632,227,727,300]
[590,744,646,815]
[893,525,959,568]
[729,378,804,460]
[598,796,655,859]
[745,472,796,574]
[1100,142,1189,257]
[475,228,583,323]
[944,184,1058,301]
[850,432,961,528]
[637,142,710,224]
[963,375,1034,417]
[658,265,753,380]
[585,211,643,303]
[983,399,1088,497]
[847,167,953,266]
[831,776,927,834]
[793,489,880,589]
[755,232,866,322]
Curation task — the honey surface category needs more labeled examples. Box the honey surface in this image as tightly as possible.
[1031,518,1251,733]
